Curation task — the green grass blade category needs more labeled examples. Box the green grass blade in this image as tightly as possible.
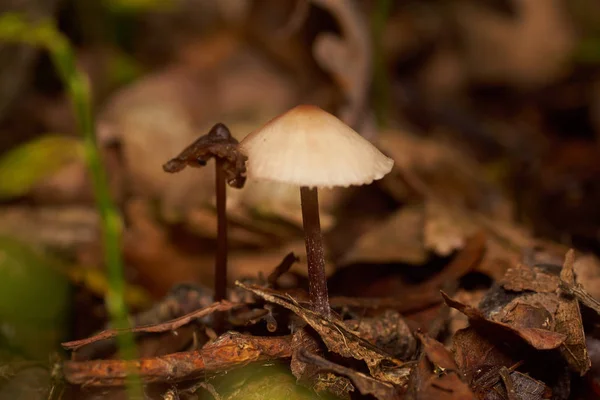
[0,13,142,398]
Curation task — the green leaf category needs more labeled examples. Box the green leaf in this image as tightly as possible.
[0,236,70,359]
[213,365,323,400]
[108,50,144,87]
[104,0,177,13]
[0,135,84,200]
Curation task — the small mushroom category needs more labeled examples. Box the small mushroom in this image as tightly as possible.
[239,105,393,317]
[163,123,247,307]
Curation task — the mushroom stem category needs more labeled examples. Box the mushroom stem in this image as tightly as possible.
[300,186,330,318]
[215,158,228,303]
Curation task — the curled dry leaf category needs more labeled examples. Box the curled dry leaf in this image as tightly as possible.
[442,293,566,350]
[555,250,591,375]
[407,333,475,400]
[452,328,516,392]
[495,251,590,375]
[235,282,410,383]
[163,123,247,189]
[451,328,556,399]
[345,310,417,360]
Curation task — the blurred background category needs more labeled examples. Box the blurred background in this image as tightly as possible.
[1,0,600,397]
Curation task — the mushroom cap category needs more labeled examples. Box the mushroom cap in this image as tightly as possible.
[239,105,394,188]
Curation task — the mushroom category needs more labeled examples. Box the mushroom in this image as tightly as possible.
[239,105,393,317]
[163,123,247,305]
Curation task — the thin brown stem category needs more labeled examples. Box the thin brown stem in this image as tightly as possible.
[215,159,228,303]
[214,159,228,332]
[300,186,330,318]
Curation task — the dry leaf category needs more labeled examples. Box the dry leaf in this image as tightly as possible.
[235,282,409,381]
[341,204,428,266]
[487,369,551,400]
[345,310,416,360]
[453,0,575,88]
[290,327,353,399]
[500,263,561,293]
[555,250,591,375]
[407,333,476,400]
[452,328,515,390]
[443,293,566,350]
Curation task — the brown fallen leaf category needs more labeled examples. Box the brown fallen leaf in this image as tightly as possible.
[378,129,505,214]
[452,327,516,392]
[495,302,555,333]
[406,333,476,400]
[442,293,566,350]
[452,0,575,88]
[424,200,468,257]
[417,333,459,372]
[340,204,428,266]
[500,263,561,293]
[123,199,206,296]
[333,232,486,316]
[450,328,557,399]
[345,310,417,360]
[235,282,409,382]
[573,253,600,301]
[488,369,551,400]
[555,250,591,375]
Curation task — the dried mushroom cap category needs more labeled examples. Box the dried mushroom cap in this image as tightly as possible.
[239,105,394,188]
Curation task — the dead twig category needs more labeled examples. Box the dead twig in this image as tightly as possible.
[267,252,299,288]
[62,301,240,351]
[63,332,292,387]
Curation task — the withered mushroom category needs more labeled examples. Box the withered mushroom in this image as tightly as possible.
[239,105,393,317]
[163,123,246,304]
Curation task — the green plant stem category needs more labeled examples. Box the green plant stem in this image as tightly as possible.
[371,0,393,128]
[0,14,141,397]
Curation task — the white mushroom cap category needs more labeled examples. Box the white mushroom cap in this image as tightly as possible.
[239,105,394,188]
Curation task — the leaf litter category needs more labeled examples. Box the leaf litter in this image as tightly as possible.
[5,2,600,399]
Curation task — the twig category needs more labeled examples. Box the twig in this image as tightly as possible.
[63,333,293,387]
[266,252,299,288]
[498,367,517,400]
[187,381,222,400]
[62,301,240,351]
[560,281,600,315]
